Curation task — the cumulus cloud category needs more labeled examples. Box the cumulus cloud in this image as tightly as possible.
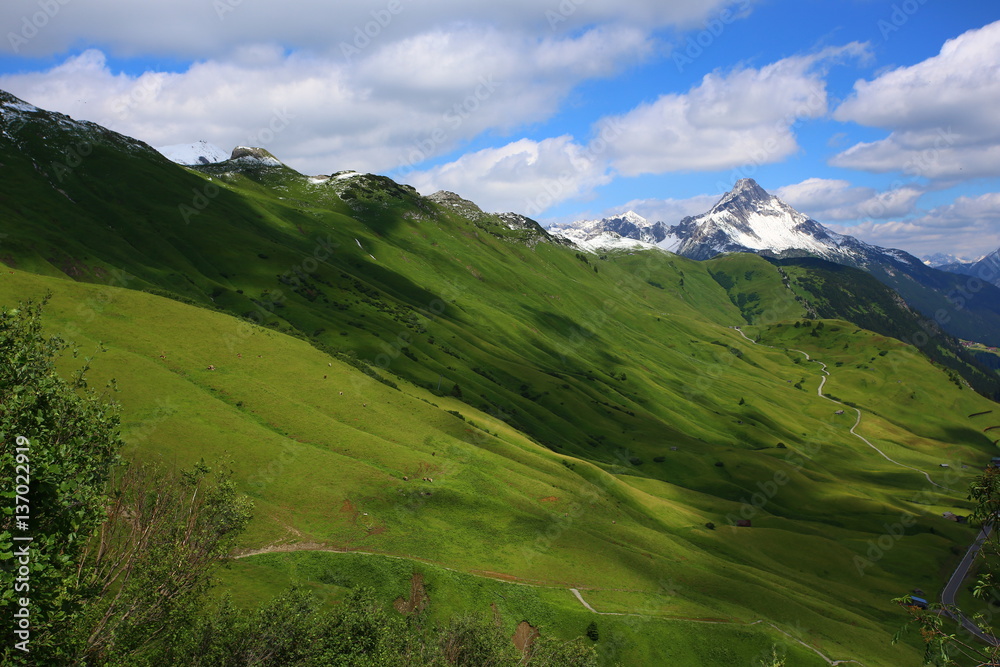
[832,20,1000,181]
[604,43,869,176]
[0,25,651,175]
[402,43,872,216]
[775,177,922,221]
[0,0,737,59]
[837,192,1000,258]
[404,135,614,215]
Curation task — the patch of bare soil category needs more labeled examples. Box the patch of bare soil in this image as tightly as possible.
[393,572,429,615]
[512,621,540,660]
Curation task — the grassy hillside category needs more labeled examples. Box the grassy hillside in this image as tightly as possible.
[4,244,996,665]
[3,94,1000,665]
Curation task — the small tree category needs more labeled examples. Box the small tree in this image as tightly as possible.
[585,621,599,641]
[72,461,253,664]
[759,645,786,666]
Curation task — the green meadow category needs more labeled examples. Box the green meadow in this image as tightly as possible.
[2,103,998,664]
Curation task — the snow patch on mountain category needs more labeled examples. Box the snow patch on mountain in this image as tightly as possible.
[229,146,283,167]
[574,231,658,253]
[156,140,229,166]
[550,210,683,252]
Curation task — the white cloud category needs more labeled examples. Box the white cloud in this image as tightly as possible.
[775,177,922,221]
[0,24,651,175]
[401,43,872,216]
[0,0,738,59]
[604,43,869,176]
[832,20,1000,181]
[403,135,613,215]
[836,192,1000,258]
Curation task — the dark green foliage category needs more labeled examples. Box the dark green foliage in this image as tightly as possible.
[585,621,599,642]
[72,462,254,665]
[156,586,597,666]
[1,299,124,664]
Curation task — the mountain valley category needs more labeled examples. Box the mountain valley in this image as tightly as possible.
[2,89,1000,666]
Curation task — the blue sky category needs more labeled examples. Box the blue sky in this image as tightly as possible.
[1,0,999,258]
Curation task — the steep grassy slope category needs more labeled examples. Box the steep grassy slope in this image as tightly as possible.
[706,255,1000,399]
[4,239,997,665]
[3,92,1000,665]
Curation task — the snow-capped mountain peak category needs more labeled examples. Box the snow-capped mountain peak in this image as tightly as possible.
[548,178,919,269]
[711,177,773,212]
[615,210,649,226]
[675,178,848,260]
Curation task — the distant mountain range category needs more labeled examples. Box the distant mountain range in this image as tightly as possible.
[934,249,1000,287]
[922,252,977,268]
[550,178,1000,346]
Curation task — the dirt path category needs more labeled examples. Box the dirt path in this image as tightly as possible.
[570,587,865,665]
[731,327,948,490]
[233,541,864,664]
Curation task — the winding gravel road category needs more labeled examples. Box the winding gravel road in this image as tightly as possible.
[731,327,947,489]
[732,326,1000,648]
